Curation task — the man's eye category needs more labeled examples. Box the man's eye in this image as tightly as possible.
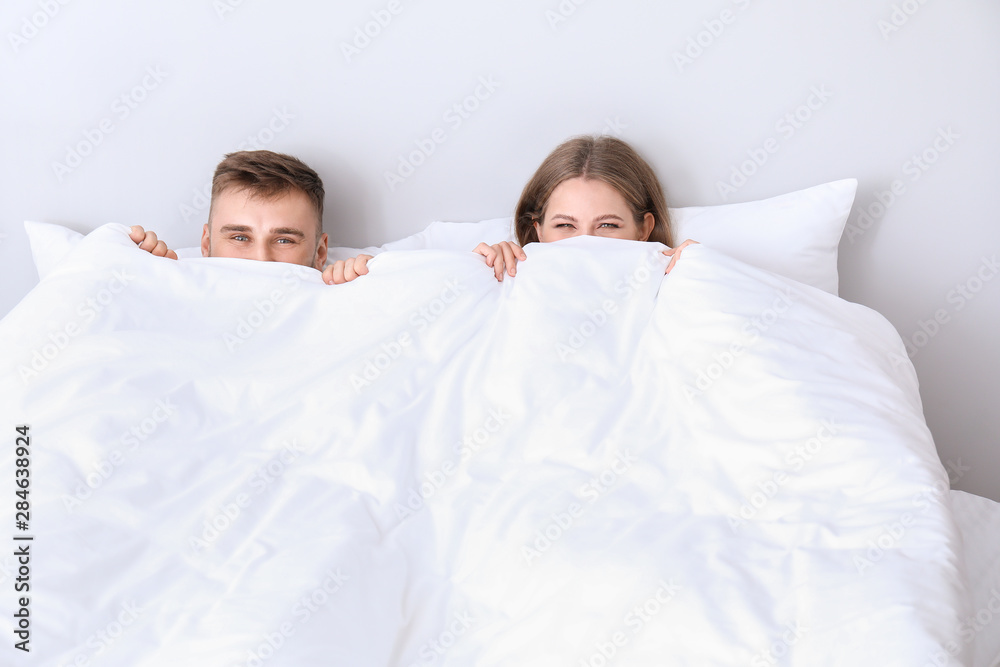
[276,238,294,244]
[233,234,249,242]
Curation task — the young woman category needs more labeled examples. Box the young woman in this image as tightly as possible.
[472,135,695,282]
[326,136,695,284]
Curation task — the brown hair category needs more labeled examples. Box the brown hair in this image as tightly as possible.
[209,150,325,238]
[514,136,672,247]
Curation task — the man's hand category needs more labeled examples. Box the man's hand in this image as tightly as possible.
[323,255,373,284]
[130,225,178,260]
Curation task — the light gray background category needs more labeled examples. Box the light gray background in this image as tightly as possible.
[2,0,997,500]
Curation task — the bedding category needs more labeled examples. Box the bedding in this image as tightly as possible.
[325,178,857,295]
[0,223,972,666]
[23,177,857,294]
[951,491,1000,667]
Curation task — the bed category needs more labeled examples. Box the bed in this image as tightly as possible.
[3,179,998,666]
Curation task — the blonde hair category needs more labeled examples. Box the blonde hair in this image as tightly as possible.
[514,136,671,246]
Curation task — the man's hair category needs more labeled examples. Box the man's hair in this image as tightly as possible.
[209,150,325,238]
[514,135,672,247]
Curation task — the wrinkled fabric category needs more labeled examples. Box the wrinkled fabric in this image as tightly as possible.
[0,225,970,666]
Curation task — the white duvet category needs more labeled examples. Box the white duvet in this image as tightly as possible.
[0,224,972,666]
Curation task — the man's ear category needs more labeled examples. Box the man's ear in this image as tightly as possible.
[201,224,211,257]
[314,232,329,271]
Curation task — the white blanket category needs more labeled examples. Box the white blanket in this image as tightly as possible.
[0,224,972,666]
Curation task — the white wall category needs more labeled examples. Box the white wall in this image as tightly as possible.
[2,0,998,500]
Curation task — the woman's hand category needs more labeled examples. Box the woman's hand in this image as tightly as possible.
[323,255,373,284]
[662,239,698,274]
[129,225,178,259]
[474,241,526,281]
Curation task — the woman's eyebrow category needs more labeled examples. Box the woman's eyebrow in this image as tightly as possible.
[549,213,625,223]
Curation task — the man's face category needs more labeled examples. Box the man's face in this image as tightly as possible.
[201,187,328,270]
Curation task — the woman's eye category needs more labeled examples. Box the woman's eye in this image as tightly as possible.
[599,223,620,229]
[555,223,574,229]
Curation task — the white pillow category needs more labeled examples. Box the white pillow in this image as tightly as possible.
[23,179,856,294]
[24,221,87,278]
[670,179,856,295]
[325,218,514,262]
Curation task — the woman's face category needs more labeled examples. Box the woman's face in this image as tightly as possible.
[534,177,654,243]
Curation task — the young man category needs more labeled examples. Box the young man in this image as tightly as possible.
[131,150,363,283]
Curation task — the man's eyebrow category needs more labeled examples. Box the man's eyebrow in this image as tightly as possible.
[270,227,307,238]
[218,224,252,233]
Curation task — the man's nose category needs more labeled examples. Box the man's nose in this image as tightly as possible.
[252,245,276,262]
